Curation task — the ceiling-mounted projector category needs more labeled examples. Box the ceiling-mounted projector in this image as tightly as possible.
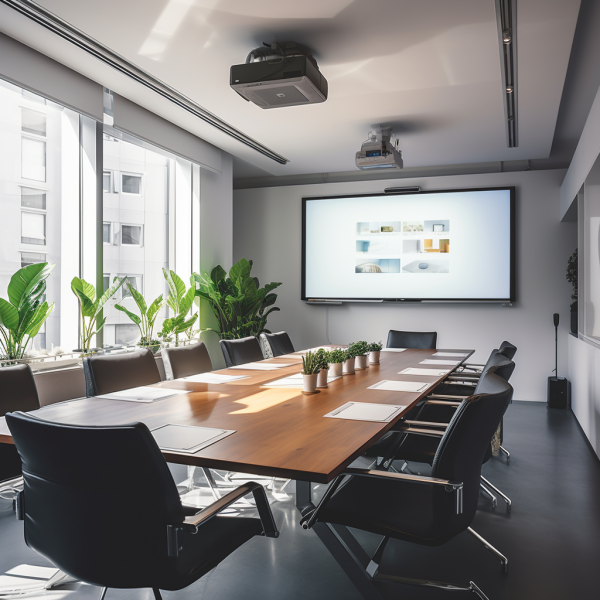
[355,126,403,171]
[230,40,328,109]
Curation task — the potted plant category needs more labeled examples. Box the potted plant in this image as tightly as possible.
[115,285,164,354]
[0,263,55,363]
[352,340,370,369]
[71,275,126,354]
[343,345,357,375]
[328,348,346,377]
[301,350,320,393]
[162,270,199,347]
[368,341,383,364]
[566,249,578,334]
[316,348,330,388]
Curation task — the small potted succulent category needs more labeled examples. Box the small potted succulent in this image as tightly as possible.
[301,350,320,393]
[368,341,383,364]
[352,340,370,369]
[328,348,346,377]
[343,345,357,375]
[316,349,330,388]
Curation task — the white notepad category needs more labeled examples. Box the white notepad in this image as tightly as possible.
[96,386,187,403]
[399,367,451,377]
[151,424,235,454]
[420,359,461,366]
[228,362,291,370]
[381,348,406,352]
[181,373,249,384]
[433,352,469,357]
[367,380,432,393]
[324,402,406,422]
[263,375,304,388]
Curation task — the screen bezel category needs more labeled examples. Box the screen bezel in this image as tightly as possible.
[301,186,516,303]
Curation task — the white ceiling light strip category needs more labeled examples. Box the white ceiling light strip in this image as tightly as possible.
[0,0,289,164]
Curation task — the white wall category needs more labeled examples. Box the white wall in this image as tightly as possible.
[234,169,576,401]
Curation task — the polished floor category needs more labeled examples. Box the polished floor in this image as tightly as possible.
[1,402,599,600]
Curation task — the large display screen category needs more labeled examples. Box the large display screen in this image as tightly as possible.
[302,187,515,302]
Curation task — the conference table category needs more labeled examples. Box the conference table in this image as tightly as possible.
[0,345,474,600]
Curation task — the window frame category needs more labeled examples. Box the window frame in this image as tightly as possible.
[103,221,113,245]
[102,170,113,193]
[21,134,47,182]
[21,107,47,137]
[21,209,47,246]
[120,171,143,195]
[120,223,144,247]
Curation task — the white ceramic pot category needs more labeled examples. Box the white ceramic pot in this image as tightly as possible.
[343,357,356,374]
[369,350,381,364]
[302,372,319,393]
[317,369,329,388]
[356,355,368,369]
[330,362,343,377]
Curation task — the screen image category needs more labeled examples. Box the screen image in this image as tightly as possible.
[302,187,515,302]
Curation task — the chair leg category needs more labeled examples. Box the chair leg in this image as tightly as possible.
[152,589,162,600]
[98,588,108,600]
[481,476,511,513]
[374,573,489,599]
[467,527,508,573]
[499,445,510,464]
[479,482,497,509]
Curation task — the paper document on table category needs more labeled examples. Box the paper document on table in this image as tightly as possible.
[96,387,187,403]
[324,402,406,422]
[433,352,469,357]
[263,374,304,388]
[228,362,290,370]
[293,346,331,355]
[399,367,451,377]
[367,380,432,393]
[381,348,406,352]
[181,373,249,384]
[420,359,461,366]
[151,424,235,454]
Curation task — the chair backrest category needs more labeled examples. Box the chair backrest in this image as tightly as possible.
[476,353,515,386]
[386,330,437,349]
[498,340,517,360]
[431,372,513,533]
[161,342,213,380]
[83,349,161,397]
[260,331,295,358]
[6,411,184,589]
[219,336,264,367]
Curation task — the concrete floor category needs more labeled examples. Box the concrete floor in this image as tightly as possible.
[1,401,599,600]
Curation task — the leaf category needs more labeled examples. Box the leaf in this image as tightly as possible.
[96,277,127,315]
[129,286,147,315]
[94,316,106,335]
[163,269,186,307]
[178,286,196,316]
[147,295,164,323]
[24,302,54,338]
[173,314,198,334]
[71,277,97,317]
[229,258,252,283]
[8,263,55,310]
[115,303,141,325]
[0,299,19,330]
[210,265,227,284]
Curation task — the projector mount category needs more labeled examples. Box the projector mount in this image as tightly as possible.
[355,126,403,170]
[245,39,319,69]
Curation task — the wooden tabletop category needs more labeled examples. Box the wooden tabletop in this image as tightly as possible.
[0,347,472,483]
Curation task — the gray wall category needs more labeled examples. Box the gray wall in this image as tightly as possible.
[233,169,577,401]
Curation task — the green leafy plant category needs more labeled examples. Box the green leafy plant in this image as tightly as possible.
[115,285,164,352]
[302,350,320,375]
[159,269,198,346]
[0,263,55,360]
[349,341,369,356]
[328,348,346,364]
[71,275,126,353]
[566,249,578,300]
[368,341,383,352]
[193,258,281,340]
[315,348,329,371]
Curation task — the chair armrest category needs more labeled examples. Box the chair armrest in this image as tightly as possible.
[168,482,279,557]
[462,362,484,369]
[447,375,479,381]
[395,424,445,437]
[404,420,448,429]
[428,394,469,400]
[425,400,461,407]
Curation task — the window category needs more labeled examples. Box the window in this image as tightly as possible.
[103,222,112,244]
[21,108,46,136]
[118,274,142,299]
[22,137,46,181]
[21,212,46,245]
[21,252,46,268]
[115,324,139,346]
[121,173,142,194]
[103,171,112,193]
[21,187,47,210]
[121,224,142,245]
[103,274,110,293]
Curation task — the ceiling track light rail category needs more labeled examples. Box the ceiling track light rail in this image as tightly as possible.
[0,0,289,164]
[495,0,518,148]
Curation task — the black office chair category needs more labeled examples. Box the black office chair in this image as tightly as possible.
[460,341,517,376]
[302,373,512,598]
[83,349,161,397]
[6,411,279,599]
[219,336,264,367]
[259,331,295,358]
[387,329,437,349]
[161,342,213,380]
[0,364,40,497]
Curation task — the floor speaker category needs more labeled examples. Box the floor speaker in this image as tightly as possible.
[548,376,570,409]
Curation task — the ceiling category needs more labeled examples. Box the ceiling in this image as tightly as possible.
[0,0,582,180]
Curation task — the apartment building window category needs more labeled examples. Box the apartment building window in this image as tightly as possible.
[21,252,46,268]
[118,274,143,299]
[21,187,46,209]
[121,173,142,194]
[22,137,46,181]
[21,108,46,136]
[103,171,112,193]
[21,211,46,245]
[103,274,110,293]
[103,222,112,244]
[121,224,142,246]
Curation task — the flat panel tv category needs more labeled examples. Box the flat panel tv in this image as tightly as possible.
[302,187,515,302]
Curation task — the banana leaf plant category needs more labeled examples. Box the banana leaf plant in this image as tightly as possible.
[193,258,281,340]
[115,285,164,352]
[71,276,126,353]
[159,269,198,346]
[0,263,55,361]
